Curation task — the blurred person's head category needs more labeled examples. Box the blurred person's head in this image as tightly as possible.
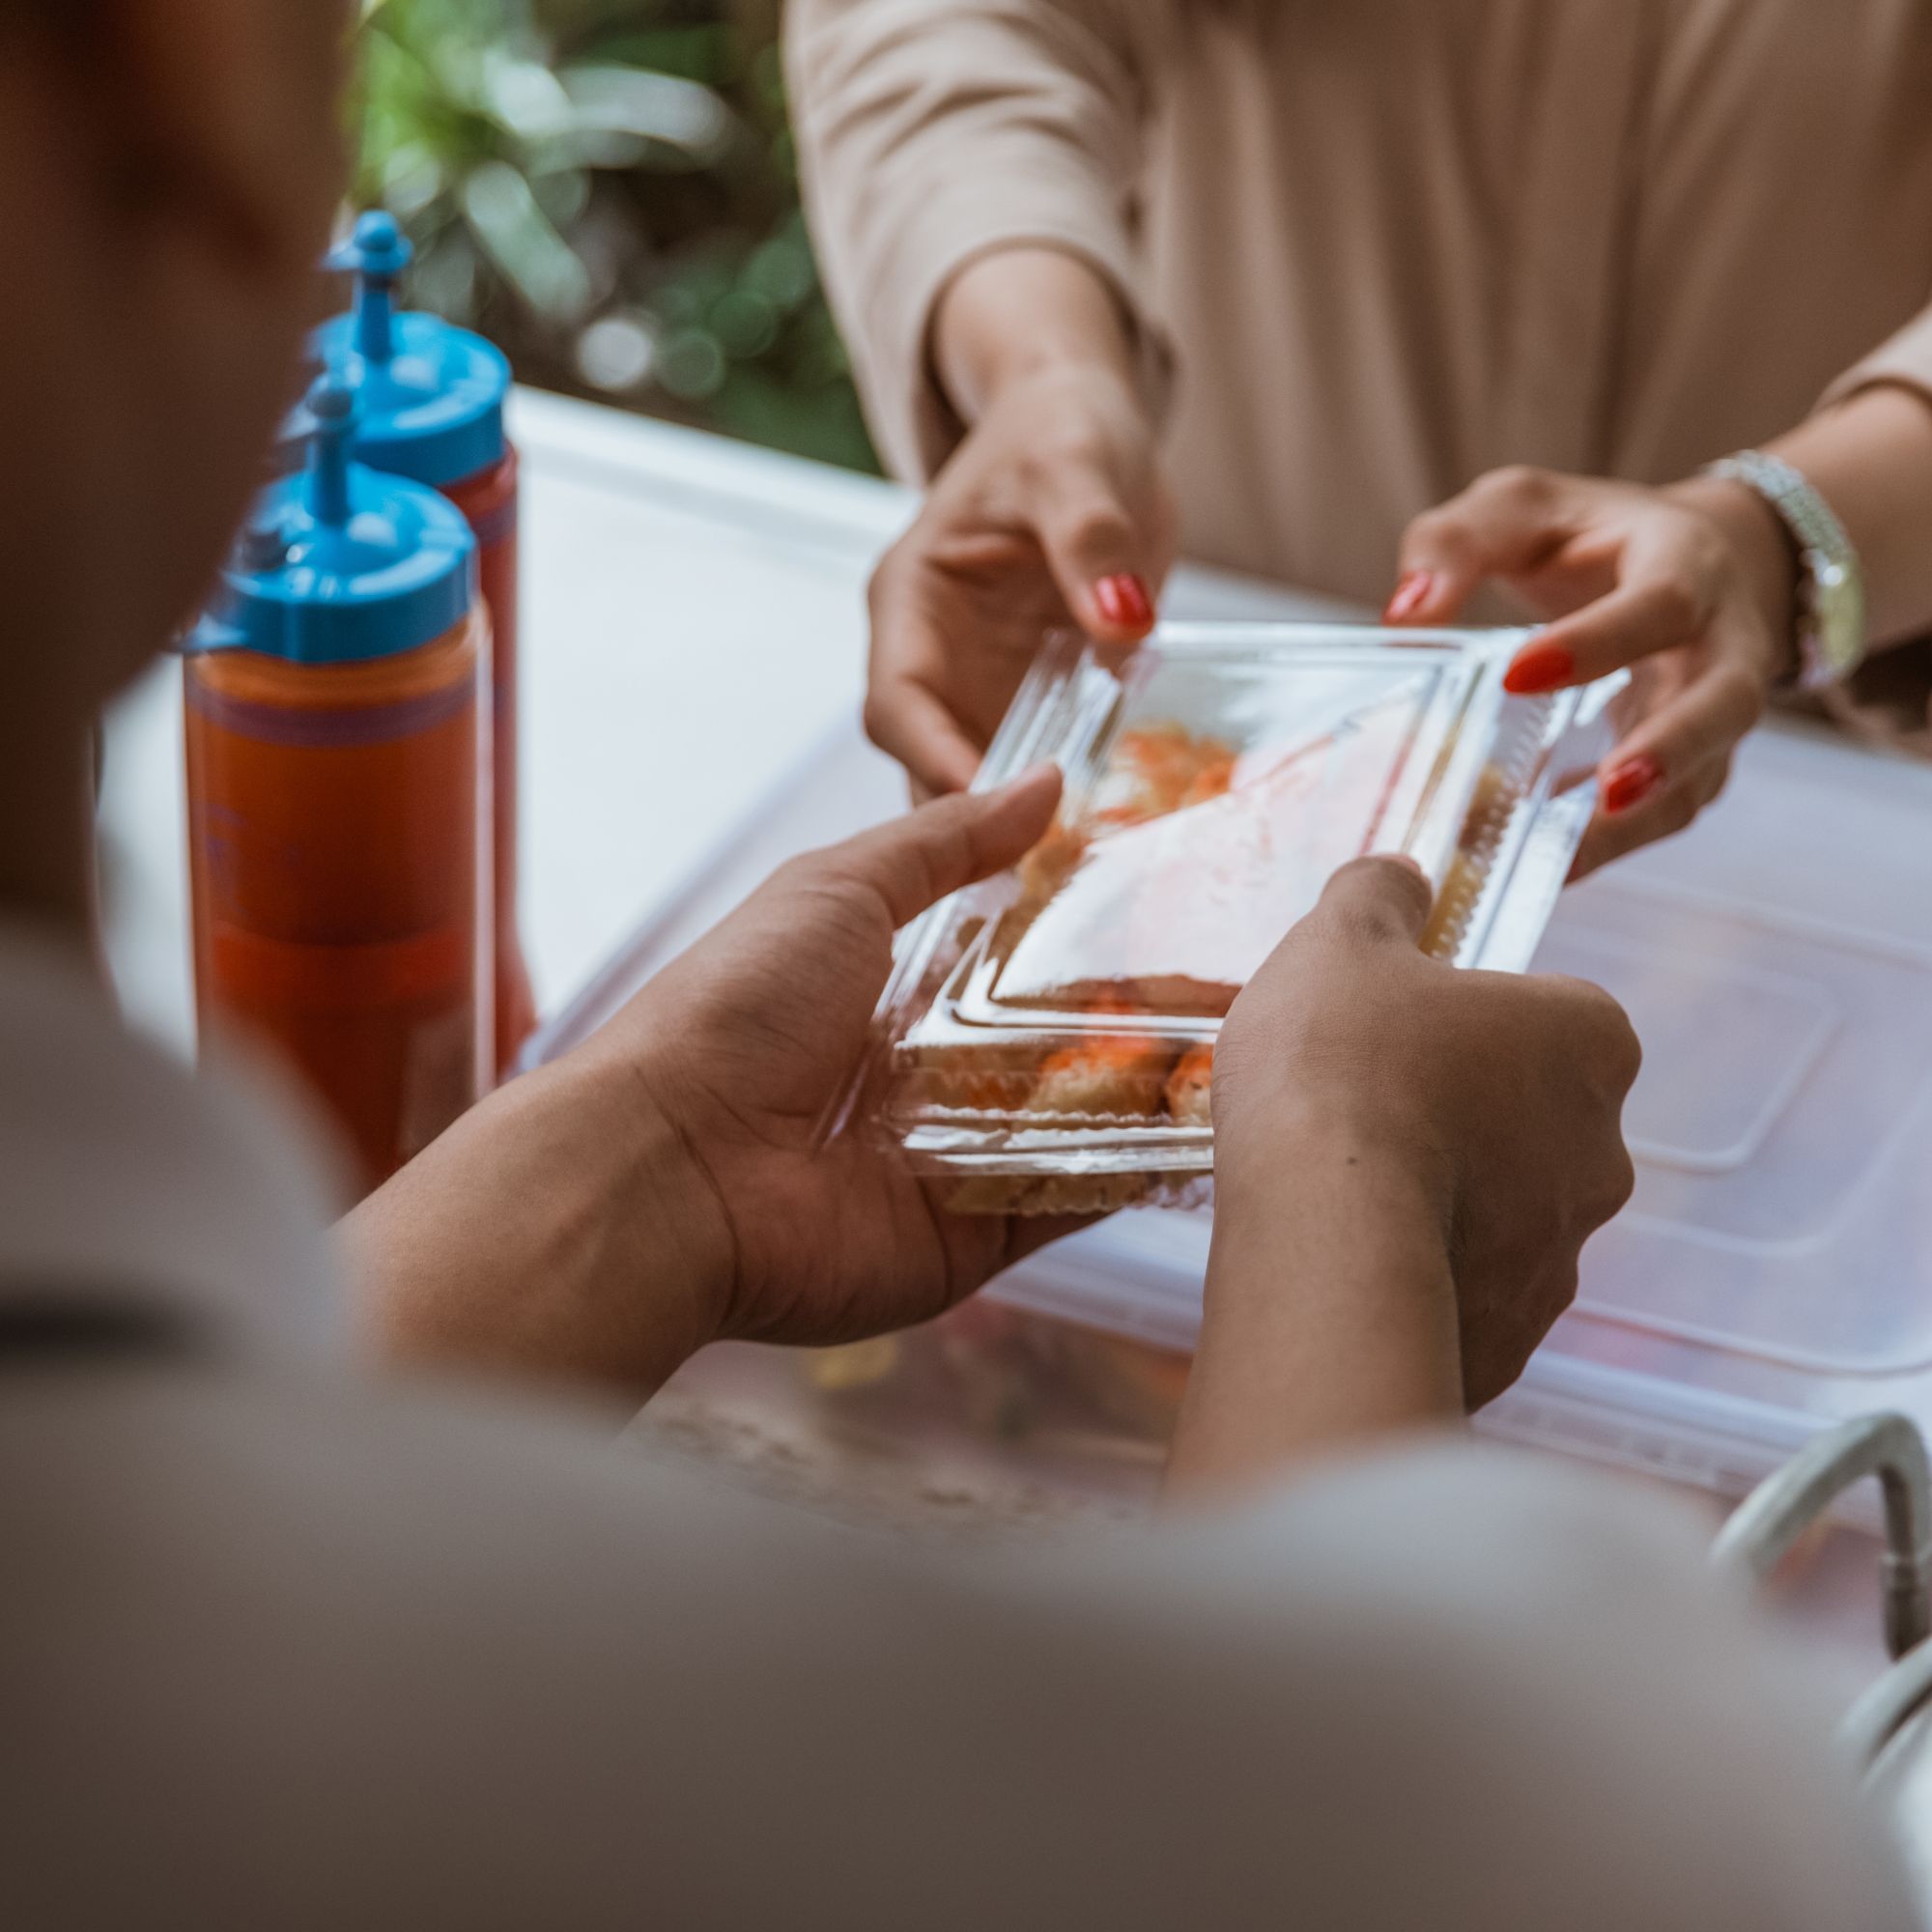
[0,0,349,921]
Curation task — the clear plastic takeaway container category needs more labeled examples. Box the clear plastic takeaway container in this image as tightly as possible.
[528,644,1932,1531]
[844,624,1622,1215]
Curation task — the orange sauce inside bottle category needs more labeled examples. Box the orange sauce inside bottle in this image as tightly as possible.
[185,612,488,1191]
[443,445,534,1075]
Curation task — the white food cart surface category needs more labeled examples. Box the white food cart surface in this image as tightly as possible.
[99,390,1932,1686]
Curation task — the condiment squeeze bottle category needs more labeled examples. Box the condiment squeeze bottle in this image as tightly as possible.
[185,374,490,1192]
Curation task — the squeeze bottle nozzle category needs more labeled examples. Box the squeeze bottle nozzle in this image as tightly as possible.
[305,371,359,528]
[328,212,414,368]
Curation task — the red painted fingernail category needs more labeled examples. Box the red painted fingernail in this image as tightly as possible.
[1603,754,1664,815]
[1094,574,1154,632]
[1383,571,1435,622]
[1503,641,1577,696]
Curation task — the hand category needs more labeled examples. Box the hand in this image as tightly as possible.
[1208,858,1638,1424]
[866,361,1177,796]
[575,766,1089,1355]
[351,770,1082,1393]
[1387,466,1797,877]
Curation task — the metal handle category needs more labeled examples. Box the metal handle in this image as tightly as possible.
[1712,1411,1932,1662]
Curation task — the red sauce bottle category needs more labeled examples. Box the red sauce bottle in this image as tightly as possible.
[185,375,489,1191]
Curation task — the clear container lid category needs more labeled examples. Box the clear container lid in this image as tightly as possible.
[856,624,1621,1207]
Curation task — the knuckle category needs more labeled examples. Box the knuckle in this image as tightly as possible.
[1548,1268,1583,1339]
[1718,665,1767,730]
[1027,424,1111,491]
[1582,986,1642,1073]
[1324,859,1431,941]
[860,690,895,752]
[1607,1144,1638,1217]
[771,849,833,898]
[1487,464,1556,511]
[1543,1261,1583,1324]
[1054,498,1136,558]
[1661,787,1699,835]
[1649,577,1701,637]
[1609,1009,1644,1090]
[866,552,915,634]
[1547,978,1642,1083]
[1546,972,1616,1019]
[1404,505,1466,561]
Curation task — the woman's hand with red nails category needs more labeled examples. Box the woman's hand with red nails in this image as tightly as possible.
[1387,466,1799,878]
[865,360,1177,798]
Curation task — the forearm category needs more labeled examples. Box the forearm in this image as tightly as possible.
[1166,1127,1463,1498]
[933,246,1144,425]
[1768,383,1932,650]
[342,1053,732,1399]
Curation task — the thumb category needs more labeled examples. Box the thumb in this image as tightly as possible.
[1312,855,1436,949]
[1387,466,1579,627]
[819,764,1064,930]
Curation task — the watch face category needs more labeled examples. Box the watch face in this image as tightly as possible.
[1811,554,1866,681]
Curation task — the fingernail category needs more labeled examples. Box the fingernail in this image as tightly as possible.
[1094,574,1154,632]
[1503,641,1577,696]
[1603,754,1664,815]
[1383,571,1435,622]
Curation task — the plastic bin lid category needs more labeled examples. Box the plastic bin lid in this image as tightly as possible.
[188,372,476,666]
[308,213,510,489]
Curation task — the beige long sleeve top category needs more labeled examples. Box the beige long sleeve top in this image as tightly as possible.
[789,0,1932,611]
[0,923,1915,1927]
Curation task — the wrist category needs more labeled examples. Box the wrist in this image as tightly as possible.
[553,1039,741,1359]
[1211,1100,1454,1261]
[1171,1127,1463,1494]
[348,1042,737,1395]
[935,246,1143,423]
[1208,1111,1462,1381]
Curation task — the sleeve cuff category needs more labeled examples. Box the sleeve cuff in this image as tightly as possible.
[1818,303,1932,412]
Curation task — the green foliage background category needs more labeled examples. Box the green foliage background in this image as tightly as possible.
[354,0,878,472]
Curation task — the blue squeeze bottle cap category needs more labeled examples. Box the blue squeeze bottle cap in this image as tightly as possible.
[189,372,477,666]
[309,212,511,489]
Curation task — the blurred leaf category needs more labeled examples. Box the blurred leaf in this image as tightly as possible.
[354,0,879,472]
[560,64,737,159]
[463,161,593,319]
